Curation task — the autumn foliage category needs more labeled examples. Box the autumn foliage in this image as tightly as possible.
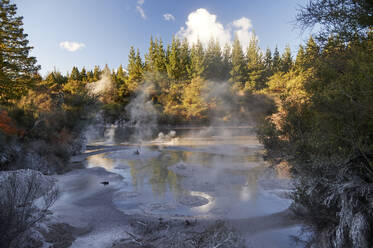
[0,110,19,136]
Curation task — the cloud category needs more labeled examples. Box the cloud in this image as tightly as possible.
[59,41,86,52]
[178,8,231,47]
[177,8,255,49]
[136,0,146,19]
[233,17,255,49]
[163,13,175,21]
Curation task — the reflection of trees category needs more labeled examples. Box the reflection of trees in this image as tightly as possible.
[127,150,183,197]
[125,147,267,200]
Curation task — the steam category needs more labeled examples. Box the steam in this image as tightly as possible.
[86,69,113,96]
[125,83,158,143]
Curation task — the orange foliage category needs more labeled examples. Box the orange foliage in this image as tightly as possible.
[0,110,19,136]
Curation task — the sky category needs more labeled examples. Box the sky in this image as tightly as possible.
[13,0,310,76]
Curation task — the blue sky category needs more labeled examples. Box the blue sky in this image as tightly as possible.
[14,0,309,76]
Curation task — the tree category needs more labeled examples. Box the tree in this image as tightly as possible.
[166,36,182,81]
[154,38,167,73]
[145,36,157,72]
[230,37,247,89]
[204,38,223,81]
[221,43,232,81]
[272,46,281,72]
[294,45,306,71]
[188,40,206,79]
[264,48,272,72]
[0,0,40,103]
[245,35,266,90]
[181,77,208,121]
[280,45,292,73]
[296,0,373,41]
[304,36,320,68]
[69,67,81,81]
[179,38,191,80]
[93,66,101,81]
[80,67,87,81]
[126,47,143,91]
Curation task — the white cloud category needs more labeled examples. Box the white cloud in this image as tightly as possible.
[178,8,231,47]
[163,13,175,21]
[136,6,146,19]
[136,0,146,19]
[59,41,86,52]
[233,17,255,49]
[178,8,256,49]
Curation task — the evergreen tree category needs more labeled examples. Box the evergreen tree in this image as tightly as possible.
[154,38,167,73]
[204,38,223,81]
[166,36,182,81]
[221,43,232,81]
[70,67,81,81]
[145,36,157,72]
[280,45,293,73]
[245,35,266,90]
[230,36,247,88]
[93,66,101,81]
[295,45,306,70]
[264,48,272,71]
[116,64,127,81]
[304,36,320,68]
[0,0,40,103]
[126,47,143,91]
[188,40,206,79]
[272,46,281,72]
[80,67,87,81]
[179,38,191,80]
[87,70,94,81]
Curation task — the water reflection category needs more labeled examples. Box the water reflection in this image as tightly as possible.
[85,140,290,219]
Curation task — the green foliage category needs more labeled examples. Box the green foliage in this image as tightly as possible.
[259,31,373,248]
[230,37,247,89]
[188,40,206,79]
[0,0,40,104]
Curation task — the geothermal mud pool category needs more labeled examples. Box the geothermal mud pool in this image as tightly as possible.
[50,128,302,248]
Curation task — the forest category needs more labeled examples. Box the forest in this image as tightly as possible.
[1,0,373,247]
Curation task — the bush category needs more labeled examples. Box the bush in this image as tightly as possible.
[0,170,58,248]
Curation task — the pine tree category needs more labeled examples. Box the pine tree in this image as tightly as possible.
[245,35,266,90]
[179,38,191,80]
[205,38,223,81]
[295,45,306,71]
[188,40,206,79]
[116,64,127,81]
[80,67,88,81]
[154,38,167,73]
[70,67,81,81]
[126,47,143,91]
[264,48,272,71]
[145,36,157,72]
[230,36,247,88]
[272,46,281,72]
[93,66,101,81]
[280,45,293,73]
[0,0,40,103]
[166,36,182,81]
[221,43,232,81]
[304,36,320,68]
